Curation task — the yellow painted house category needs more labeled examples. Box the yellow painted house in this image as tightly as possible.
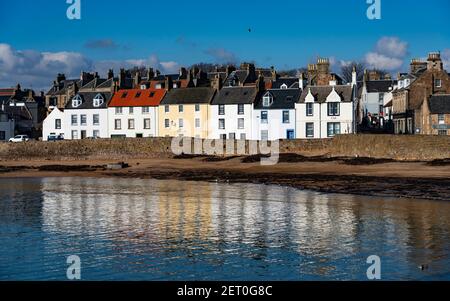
[158,87,216,138]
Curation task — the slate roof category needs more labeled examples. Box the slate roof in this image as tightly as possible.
[429,95,450,114]
[160,87,216,105]
[211,86,257,105]
[365,80,395,93]
[46,79,80,96]
[299,85,354,103]
[271,78,299,89]
[109,89,166,107]
[254,89,301,110]
[65,92,112,109]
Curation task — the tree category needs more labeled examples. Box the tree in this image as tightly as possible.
[340,61,366,83]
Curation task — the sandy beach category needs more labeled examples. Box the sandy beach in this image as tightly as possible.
[1,154,449,201]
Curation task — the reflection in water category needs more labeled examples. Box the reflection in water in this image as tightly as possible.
[0,177,449,280]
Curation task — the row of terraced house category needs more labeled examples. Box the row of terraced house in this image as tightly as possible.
[1,52,449,142]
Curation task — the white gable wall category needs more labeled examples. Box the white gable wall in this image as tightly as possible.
[42,108,65,141]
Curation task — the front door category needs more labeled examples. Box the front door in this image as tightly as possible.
[287,130,294,139]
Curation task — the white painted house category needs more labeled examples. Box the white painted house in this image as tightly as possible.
[252,89,300,140]
[64,92,111,139]
[296,85,354,138]
[209,86,258,140]
[42,107,65,141]
[108,89,165,138]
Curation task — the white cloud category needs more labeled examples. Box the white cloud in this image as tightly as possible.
[364,37,409,71]
[365,52,404,71]
[375,37,408,58]
[442,49,450,70]
[0,43,93,90]
[0,43,180,90]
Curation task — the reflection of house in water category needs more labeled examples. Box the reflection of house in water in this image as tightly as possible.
[157,180,212,241]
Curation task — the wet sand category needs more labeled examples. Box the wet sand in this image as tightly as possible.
[0,154,449,201]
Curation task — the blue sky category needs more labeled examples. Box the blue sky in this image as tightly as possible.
[0,0,449,89]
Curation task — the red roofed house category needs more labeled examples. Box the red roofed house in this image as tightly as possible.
[108,88,166,138]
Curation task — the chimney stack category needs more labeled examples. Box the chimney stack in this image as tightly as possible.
[107,69,114,79]
[351,66,357,87]
[165,76,173,91]
[256,75,265,93]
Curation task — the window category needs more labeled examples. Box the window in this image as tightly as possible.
[149,92,155,97]
[229,133,235,140]
[435,79,442,88]
[261,111,268,124]
[306,123,314,138]
[135,92,141,98]
[81,130,86,139]
[306,103,313,116]
[220,134,227,140]
[438,114,445,124]
[195,104,200,112]
[144,118,151,129]
[128,119,135,129]
[93,130,100,138]
[179,119,184,128]
[115,119,121,130]
[327,122,341,137]
[93,114,99,125]
[238,104,244,115]
[219,104,225,115]
[378,93,385,103]
[93,94,104,107]
[261,130,269,140]
[327,103,340,116]
[72,130,78,139]
[115,107,123,115]
[121,92,128,98]
[55,119,61,129]
[142,106,150,114]
[72,94,82,108]
[129,107,134,114]
[240,133,246,140]
[280,84,288,89]
[165,105,170,113]
[282,111,290,123]
[238,118,244,129]
[178,105,183,113]
[71,114,78,126]
[80,114,87,126]
[438,130,447,136]
[263,94,272,107]
[195,118,200,128]
[219,118,225,129]
[165,119,170,128]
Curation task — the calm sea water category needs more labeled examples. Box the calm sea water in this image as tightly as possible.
[0,177,449,280]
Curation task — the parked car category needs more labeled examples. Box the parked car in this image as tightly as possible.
[8,135,30,143]
[47,134,64,141]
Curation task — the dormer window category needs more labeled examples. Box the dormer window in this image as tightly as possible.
[280,84,288,89]
[72,94,82,108]
[263,93,273,107]
[93,94,104,107]
[435,79,442,88]
[135,92,141,98]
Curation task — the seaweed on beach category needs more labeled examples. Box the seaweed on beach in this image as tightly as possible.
[37,165,104,172]
[426,158,450,166]
[341,157,397,165]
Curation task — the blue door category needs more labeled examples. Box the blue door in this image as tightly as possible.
[287,130,295,139]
